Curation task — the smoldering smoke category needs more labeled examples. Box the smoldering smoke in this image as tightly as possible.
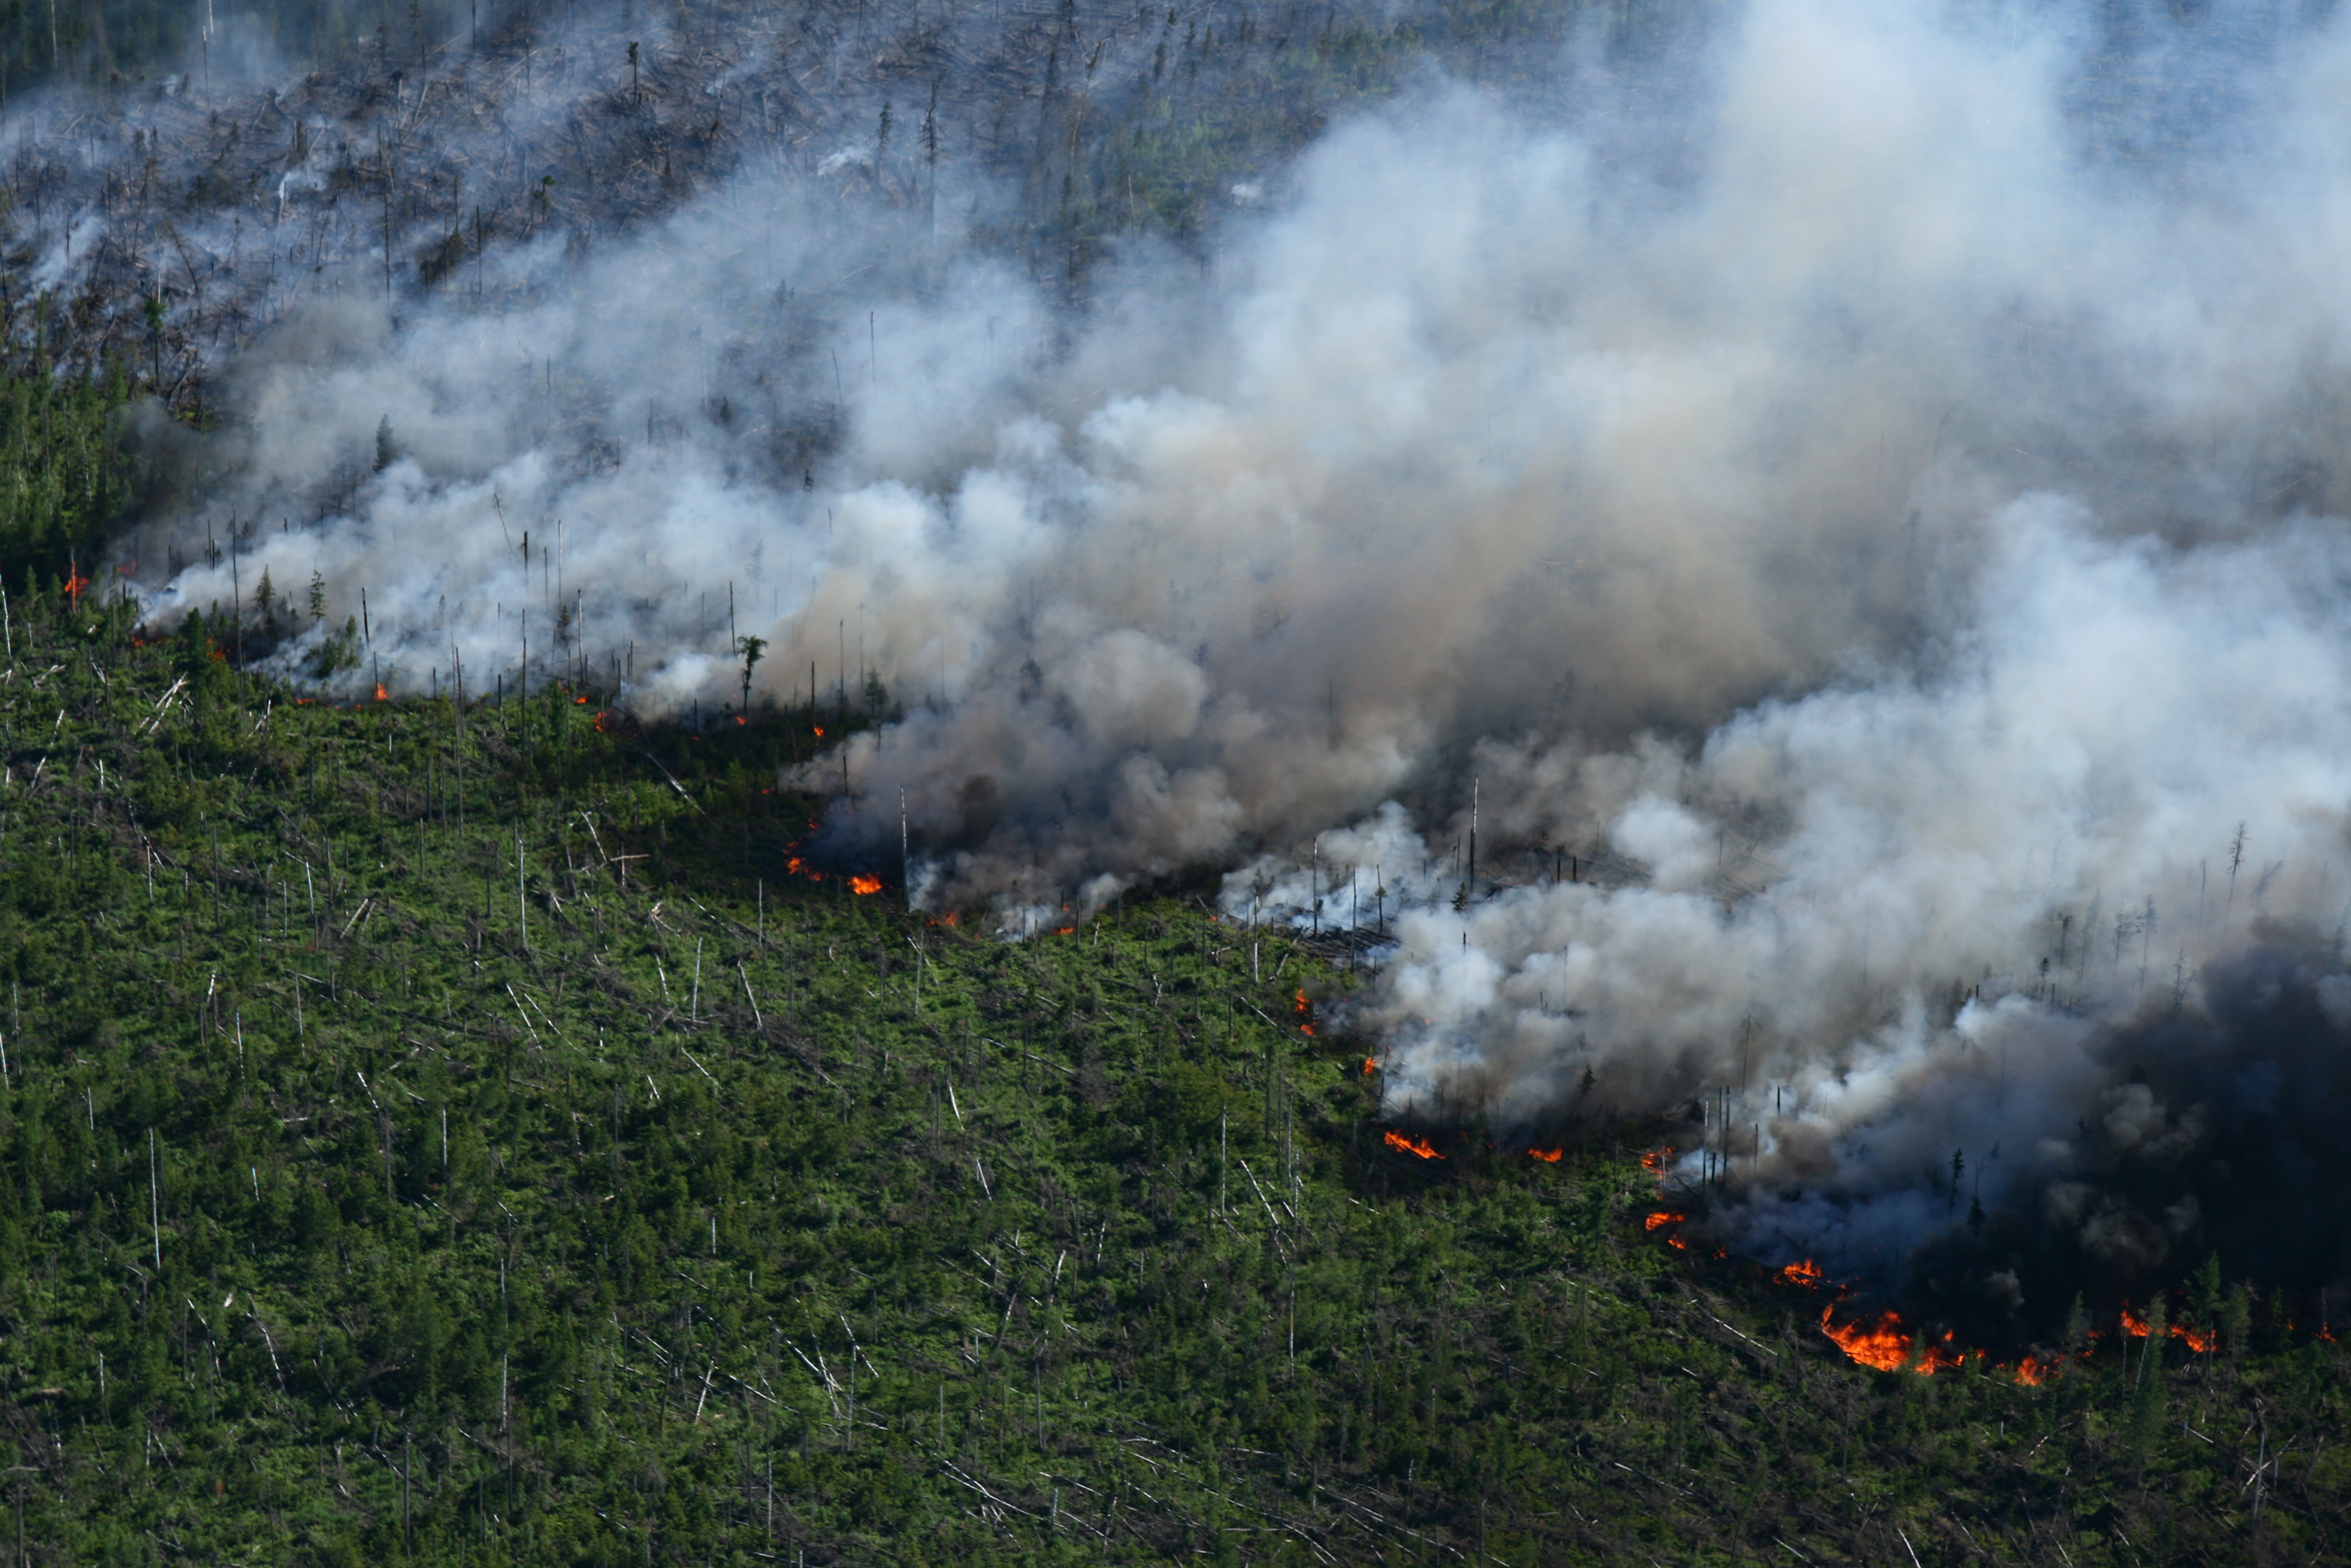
[88,0,2351,1323]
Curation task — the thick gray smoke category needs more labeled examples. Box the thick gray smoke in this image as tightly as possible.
[88,0,2351,1316]
[1296,502,2351,1324]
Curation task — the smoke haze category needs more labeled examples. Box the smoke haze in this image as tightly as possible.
[76,0,2351,1325]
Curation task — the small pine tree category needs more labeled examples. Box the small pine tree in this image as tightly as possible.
[737,634,767,715]
[2222,1282,2253,1368]
[253,566,274,627]
[2138,1295,2167,1387]
[309,570,327,624]
[2191,1253,2223,1343]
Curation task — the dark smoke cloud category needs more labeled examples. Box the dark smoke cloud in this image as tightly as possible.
[1894,929,2351,1343]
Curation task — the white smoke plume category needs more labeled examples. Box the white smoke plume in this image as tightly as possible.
[82,0,2351,1312]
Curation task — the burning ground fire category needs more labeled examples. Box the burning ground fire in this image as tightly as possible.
[1639,1153,2063,1381]
[1383,1129,1445,1159]
[1817,1305,1965,1375]
[2121,1303,2216,1354]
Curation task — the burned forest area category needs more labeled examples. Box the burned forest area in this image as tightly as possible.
[0,0,2340,1566]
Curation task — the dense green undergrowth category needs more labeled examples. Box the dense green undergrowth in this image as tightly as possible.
[0,590,2340,1567]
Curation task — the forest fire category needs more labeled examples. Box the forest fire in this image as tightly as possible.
[1383,1129,1444,1159]
[1639,1148,1674,1179]
[1819,1306,1963,1374]
[64,560,89,606]
[849,874,884,895]
[1526,1145,1563,1162]
[2120,1303,2216,1353]
[1643,1210,1687,1232]
[373,683,389,702]
[1777,1258,1825,1288]
[1363,1058,1379,1075]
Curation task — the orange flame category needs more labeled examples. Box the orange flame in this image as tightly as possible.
[1293,990,1310,1012]
[2010,1354,2052,1386]
[1382,1129,1444,1160]
[1644,1210,1687,1232]
[1640,1147,1674,1177]
[1362,1058,1379,1075]
[812,725,825,737]
[373,683,389,702]
[849,874,883,896]
[2119,1301,2217,1353]
[1777,1258,1825,1288]
[65,559,88,606]
[1820,1305,1962,1374]
[575,694,589,704]
[1527,1146,1564,1163]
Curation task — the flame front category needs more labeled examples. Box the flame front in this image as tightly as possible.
[2118,1301,2216,1353]
[1527,1146,1563,1163]
[373,683,389,702]
[1644,1210,1687,1232]
[1819,1306,1962,1375]
[849,874,883,895]
[1777,1258,1825,1288]
[1639,1147,1674,1178]
[1382,1129,1443,1160]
